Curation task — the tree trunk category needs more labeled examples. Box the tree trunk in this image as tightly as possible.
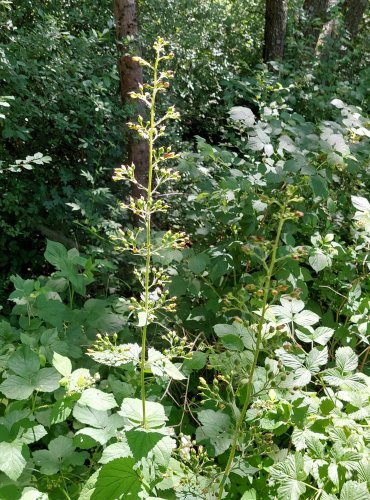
[343,0,368,39]
[112,0,149,198]
[263,0,288,62]
[303,0,330,40]
[315,0,340,53]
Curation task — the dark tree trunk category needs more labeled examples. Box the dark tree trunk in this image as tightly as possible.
[263,0,288,62]
[112,0,149,198]
[343,0,368,39]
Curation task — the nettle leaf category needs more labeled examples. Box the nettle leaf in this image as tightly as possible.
[91,458,142,499]
[269,453,308,500]
[336,347,358,372]
[20,487,48,500]
[126,429,175,467]
[119,398,167,429]
[79,389,117,411]
[196,409,233,456]
[52,352,72,377]
[0,442,26,480]
[340,481,369,500]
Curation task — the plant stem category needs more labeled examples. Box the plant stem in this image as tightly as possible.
[217,202,287,499]
[141,51,159,428]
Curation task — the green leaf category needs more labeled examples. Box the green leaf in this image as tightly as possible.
[0,375,35,400]
[146,348,185,380]
[52,352,72,377]
[188,254,209,274]
[241,490,257,500]
[91,458,142,499]
[8,346,40,378]
[126,430,175,467]
[33,368,61,392]
[33,436,88,475]
[119,398,167,429]
[336,347,358,372]
[183,351,207,373]
[269,453,308,500]
[305,347,328,373]
[51,397,75,424]
[0,442,26,480]
[196,409,233,456]
[20,487,48,500]
[79,389,117,411]
[340,481,369,500]
[309,250,332,272]
[99,441,132,465]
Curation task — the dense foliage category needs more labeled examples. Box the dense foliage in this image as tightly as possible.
[0,1,370,499]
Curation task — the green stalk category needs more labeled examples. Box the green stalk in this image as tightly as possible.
[217,202,287,499]
[141,52,159,428]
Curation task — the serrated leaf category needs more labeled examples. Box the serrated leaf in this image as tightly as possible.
[309,250,332,272]
[126,429,175,466]
[336,347,358,372]
[196,409,233,456]
[0,442,26,480]
[306,347,328,373]
[229,106,255,126]
[313,327,334,346]
[119,398,167,429]
[99,441,132,464]
[91,458,142,499]
[269,453,308,500]
[340,481,369,500]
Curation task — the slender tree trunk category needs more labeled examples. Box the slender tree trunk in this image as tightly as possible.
[315,0,340,54]
[263,0,288,62]
[343,0,368,39]
[303,0,329,40]
[112,0,149,198]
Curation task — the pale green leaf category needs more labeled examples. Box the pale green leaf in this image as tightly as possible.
[79,389,117,411]
[52,352,72,377]
[0,442,26,480]
[119,398,167,429]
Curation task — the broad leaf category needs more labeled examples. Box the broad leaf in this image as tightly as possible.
[91,458,142,499]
